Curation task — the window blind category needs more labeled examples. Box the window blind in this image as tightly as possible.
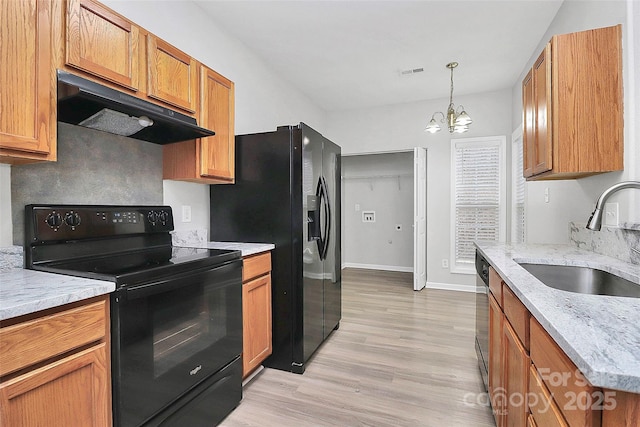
[452,138,504,271]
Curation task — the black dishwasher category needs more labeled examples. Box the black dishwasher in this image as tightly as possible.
[475,251,490,391]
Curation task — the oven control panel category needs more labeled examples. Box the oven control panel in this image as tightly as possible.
[25,205,174,242]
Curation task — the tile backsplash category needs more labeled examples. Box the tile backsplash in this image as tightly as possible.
[570,222,640,265]
[11,123,163,246]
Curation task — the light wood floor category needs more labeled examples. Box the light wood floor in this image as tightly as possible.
[220,268,495,427]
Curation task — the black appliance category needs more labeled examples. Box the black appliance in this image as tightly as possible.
[57,70,215,144]
[209,123,341,374]
[24,205,242,427]
[475,250,490,391]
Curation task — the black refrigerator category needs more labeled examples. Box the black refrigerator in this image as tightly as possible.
[209,123,341,374]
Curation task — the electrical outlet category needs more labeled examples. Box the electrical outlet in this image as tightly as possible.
[362,211,375,223]
[181,205,192,223]
[544,187,550,203]
[442,259,449,268]
[604,202,619,227]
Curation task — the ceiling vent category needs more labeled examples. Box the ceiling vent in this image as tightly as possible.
[400,67,424,76]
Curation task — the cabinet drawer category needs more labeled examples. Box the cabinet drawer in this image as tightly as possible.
[530,318,601,427]
[489,267,502,306]
[503,285,530,350]
[529,364,569,427]
[0,298,107,377]
[243,252,271,283]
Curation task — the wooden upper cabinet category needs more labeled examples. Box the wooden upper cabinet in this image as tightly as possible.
[147,35,198,113]
[522,69,535,178]
[521,25,622,180]
[200,66,235,181]
[532,46,552,176]
[0,0,56,164]
[163,64,235,184]
[65,0,140,91]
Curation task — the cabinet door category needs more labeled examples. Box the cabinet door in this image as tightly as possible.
[242,273,272,378]
[199,66,235,181]
[522,69,535,178]
[147,35,197,113]
[0,343,111,427]
[532,46,552,175]
[530,318,600,427]
[65,0,139,90]
[0,0,55,162]
[503,321,530,427]
[553,25,623,175]
[489,293,505,426]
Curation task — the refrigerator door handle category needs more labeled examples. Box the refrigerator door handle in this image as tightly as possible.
[320,176,331,260]
[315,177,326,257]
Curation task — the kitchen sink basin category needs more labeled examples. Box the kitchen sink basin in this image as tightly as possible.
[518,263,640,298]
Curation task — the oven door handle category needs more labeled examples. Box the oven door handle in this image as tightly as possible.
[121,260,241,300]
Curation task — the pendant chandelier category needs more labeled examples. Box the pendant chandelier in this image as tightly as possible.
[425,62,472,134]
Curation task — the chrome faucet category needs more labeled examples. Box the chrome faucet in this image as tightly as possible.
[586,181,640,230]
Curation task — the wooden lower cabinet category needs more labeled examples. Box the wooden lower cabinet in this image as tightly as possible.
[0,343,110,426]
[529,364,569,427]
[602,390,640,426]
[487,266,636,427]
[503,321,530,427]
[242,252,272,378]
[0,296,111,426]
[530,318,601,427]
[489,292,505,424]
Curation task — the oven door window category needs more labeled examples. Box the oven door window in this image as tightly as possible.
[113,260,242,427]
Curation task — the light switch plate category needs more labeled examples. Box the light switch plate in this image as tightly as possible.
[181,205,192,223]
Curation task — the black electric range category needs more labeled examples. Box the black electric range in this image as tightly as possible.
[24,205,243,427]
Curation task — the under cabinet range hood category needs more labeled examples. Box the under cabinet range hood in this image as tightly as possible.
[56,70,214,144]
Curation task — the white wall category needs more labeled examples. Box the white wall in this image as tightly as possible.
[510,0,638,244]
[326,89,512,289]
[342,152,414,271]
[103,0,326,234]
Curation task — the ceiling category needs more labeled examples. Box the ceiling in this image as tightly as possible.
[194,0,564,111]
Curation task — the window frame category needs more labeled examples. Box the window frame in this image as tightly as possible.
[450,135,506,275]
[511,126,526,244]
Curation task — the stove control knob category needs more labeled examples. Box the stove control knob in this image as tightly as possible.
[147,211,158,225]
[158,210,169,224]
[64,212,81,227]
[45,212,62,228]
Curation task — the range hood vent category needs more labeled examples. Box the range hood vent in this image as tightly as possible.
[57,70,214,144]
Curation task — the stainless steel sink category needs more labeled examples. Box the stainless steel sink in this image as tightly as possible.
[518,263,640,298]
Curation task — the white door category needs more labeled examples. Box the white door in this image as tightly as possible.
[413,147,427,291]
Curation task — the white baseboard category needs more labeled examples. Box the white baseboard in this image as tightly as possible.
[426,281,477,293]
[342,262,413,273]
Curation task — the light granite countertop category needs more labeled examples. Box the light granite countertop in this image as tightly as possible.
[171,229,274,256]
[476,241,640,393]
[0,269,114,321]
[0,237,272,322]
[197,241,275,257]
